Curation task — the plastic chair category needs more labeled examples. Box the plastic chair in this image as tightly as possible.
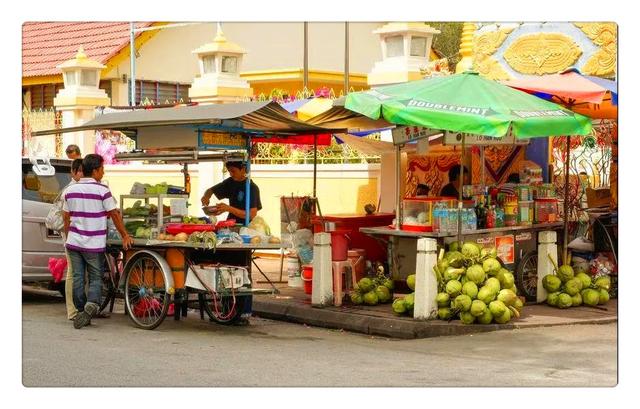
[332,260,353,306]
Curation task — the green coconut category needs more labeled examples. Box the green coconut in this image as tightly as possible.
[404,293,415,310]
[485,277,501,294]
[476,308,494,324]
[459,311,476,325]
[595,276,611,291]
[454,294,473,312]
[482,258,502,274]
[444,267,465,282]
[392,298,407,315]
[557,265,575,283]
[478,286,497,304]
[445,251,465,268]
[406,274,416,291]
[557,293,573,309]
[563,278,583,296]
[493,308,512,324]
[493,268,510,281]
[437,259,450,274]
[438,307,454,320]
[542,275,562,293]
[481,246,498,260]
[448,242,460,252]
[460,275,469,285]
[499,272,515,289]
[461,242,481,260]
[383,278,395,291]
[375,285,392,304]
[470,300,487,317]
[506,285,519,295]
[363,291,379,306]
[571,293,583,307]
[546,292,560,307]
[462,281,479,299]
[514,297,524,312]
[466,264,486,285]
[436,292,450,308]
[358,277,375,293]
[582,289,600,306]
[598,288,610,305]
[497,289,518,307]
[575,272,592,290]
[350,291,364,305]
[446,280,463,297]
[489,300,507,317]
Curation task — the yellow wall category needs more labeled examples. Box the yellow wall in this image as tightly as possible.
[252,175,379,236]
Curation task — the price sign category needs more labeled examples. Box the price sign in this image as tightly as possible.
[443,129,530,146]
[200,132,247,149]
[391,126,441,145]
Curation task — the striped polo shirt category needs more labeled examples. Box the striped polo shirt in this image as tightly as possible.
[62,178,117,252]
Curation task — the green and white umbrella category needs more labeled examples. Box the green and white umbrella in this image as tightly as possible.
[346,71,592,253]
[345,71,592,138]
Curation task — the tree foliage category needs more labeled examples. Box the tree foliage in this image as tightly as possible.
[425,22,464,71]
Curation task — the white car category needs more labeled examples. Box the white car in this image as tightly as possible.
[22,157,72,286]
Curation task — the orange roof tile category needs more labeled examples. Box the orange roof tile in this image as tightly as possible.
[22,22,154,78]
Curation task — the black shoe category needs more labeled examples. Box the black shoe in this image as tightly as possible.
[73,302,98,329]
[233,317,250,326]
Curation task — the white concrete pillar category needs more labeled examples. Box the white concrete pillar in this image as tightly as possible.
[413,237,439,320]
[312,232,333,307]
[537,230,558,303]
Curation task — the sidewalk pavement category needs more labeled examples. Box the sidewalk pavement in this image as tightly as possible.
[251,257,617,339]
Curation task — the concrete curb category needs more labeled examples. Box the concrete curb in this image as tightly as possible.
[253,299,617,339]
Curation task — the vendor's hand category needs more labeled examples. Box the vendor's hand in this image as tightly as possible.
[215,202,230,215]
[201,195,210,206]
[121,234,134,250]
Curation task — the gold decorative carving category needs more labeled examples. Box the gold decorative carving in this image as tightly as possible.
[504,33,582,75]
[474,27,514,56]
[474,55,511,80]
[575,23,617,76]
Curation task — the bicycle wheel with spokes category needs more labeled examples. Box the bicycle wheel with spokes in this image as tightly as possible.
[124,254,170,330]
[202,293,244,325]
[515,251,538,302]
[100,251,123,313]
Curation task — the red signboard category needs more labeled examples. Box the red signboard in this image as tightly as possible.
[495,235,515,264]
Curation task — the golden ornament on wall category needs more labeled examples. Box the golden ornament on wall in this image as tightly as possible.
[504,33,583,75]
[575,23,617,77]
[474,55,511,81]
[474,27,514,57]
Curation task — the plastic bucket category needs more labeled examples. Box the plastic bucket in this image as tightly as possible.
[330,230,350,261]
[301,265,313,295]
[286,256,302,288]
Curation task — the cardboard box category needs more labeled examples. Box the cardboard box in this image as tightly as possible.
[586,187,611,208]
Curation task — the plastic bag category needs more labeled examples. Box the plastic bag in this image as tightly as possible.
[48,257,67,283]
[248,216,271,236]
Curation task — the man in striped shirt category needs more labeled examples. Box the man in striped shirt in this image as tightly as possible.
[63,154,133,329]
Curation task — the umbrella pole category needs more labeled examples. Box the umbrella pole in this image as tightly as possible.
[563,135,570,265]
[457,134,466,245]
[313,133,317,198]
[395,144,401,231]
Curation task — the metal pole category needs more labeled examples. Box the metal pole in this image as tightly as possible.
[313,133,317,198]
[303,22,309,91]
[395,145,401,230]
[457,135,466,245]
[245,135,252,227]
[563,135,570,265]
[480,146,485,185]
[130,22,136,106]
[344,22,349,94]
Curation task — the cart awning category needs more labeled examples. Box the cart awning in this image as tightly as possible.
[32,101,343,137]
[306,97,395,134]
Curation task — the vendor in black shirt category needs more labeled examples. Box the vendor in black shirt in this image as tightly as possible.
[200,161,262,223]
[440,165,470,198]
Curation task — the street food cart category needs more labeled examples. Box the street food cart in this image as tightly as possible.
[34,101,337,329]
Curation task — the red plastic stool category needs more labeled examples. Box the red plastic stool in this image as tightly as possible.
[332,260,353,306]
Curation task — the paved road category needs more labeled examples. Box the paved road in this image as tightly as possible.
[22,287,617,387]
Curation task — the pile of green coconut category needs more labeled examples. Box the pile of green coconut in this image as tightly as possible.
[349,274,395,306]
[423,242,523,324]
[543,255,612,308]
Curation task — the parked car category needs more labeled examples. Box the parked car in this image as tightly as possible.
[22,157,72,286]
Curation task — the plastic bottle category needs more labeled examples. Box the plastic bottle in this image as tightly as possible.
[432,204,441,232]
[469,209,477,231]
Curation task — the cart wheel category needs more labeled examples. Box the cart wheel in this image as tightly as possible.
[202,293,244,325]
[515,251,538,302]
[100,251,123,314]
[124,253,171,330]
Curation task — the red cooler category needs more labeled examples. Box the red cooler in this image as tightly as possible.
[312,213,395,263]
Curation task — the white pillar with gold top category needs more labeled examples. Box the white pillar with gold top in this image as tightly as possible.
[53,47,110,156]
[188,23,253,104]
